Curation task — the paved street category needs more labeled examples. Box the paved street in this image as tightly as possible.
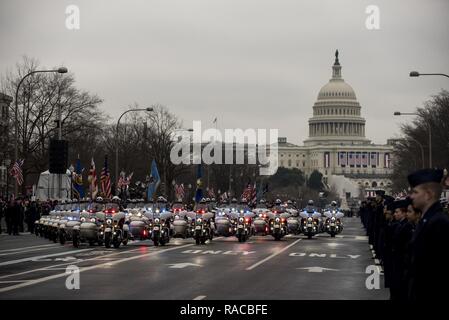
[0,217,388,300]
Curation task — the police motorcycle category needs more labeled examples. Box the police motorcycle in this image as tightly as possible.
[73,198,106,247]
[128,200,152,240]
[47,201,67,242]
[193,199,214,245]
[269,199,289,241]
[285,200,301,235]
[299,200,322,239]
[147,197,171,246]
[234,199,255,242]
[323,201,344,237]
[252,199,271,236]
[214,200,235,237]
[171,200,191,238]
[58,200,88,245]
[104,197,129,248]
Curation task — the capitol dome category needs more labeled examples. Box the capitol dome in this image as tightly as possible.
[304,50,370,146]
[317,80,357,100]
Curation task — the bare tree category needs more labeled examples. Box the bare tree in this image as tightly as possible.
[1,56,104,193]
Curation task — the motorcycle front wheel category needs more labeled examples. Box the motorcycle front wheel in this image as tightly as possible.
[104,233,111,248]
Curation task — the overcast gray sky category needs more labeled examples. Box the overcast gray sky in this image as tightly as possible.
[1,0,448,145]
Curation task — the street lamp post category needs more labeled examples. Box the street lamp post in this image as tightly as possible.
[116,107,153,187]
[410,71,449,78]
[14,67,68,198]
[394,111,432,168]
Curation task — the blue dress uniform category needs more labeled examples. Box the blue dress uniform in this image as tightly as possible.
[407,169,449,301]
[390,198,414,301]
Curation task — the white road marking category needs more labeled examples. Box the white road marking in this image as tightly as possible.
[0,244,58,254]
[0,249,94,267]
[193,295,206,300]
[297,266,339,273]
[0,280,28,283]
[374,259,380,265]
[246,239,302,271]
[0,248,147,279]
[167,262,202,269]
[0,244,194,293]
[0,246,67,257]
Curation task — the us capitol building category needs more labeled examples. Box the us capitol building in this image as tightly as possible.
[277,51,394,198]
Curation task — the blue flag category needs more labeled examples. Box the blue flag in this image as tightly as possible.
[147,160,160,200]
[195,164,203,203]
[73,157,85,199]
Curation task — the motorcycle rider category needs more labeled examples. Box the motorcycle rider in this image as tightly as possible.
[305,200,316,213]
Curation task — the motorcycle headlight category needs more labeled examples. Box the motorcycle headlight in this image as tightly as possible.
[137,213,142,217]
[239,217,244,223]
[80,217,85,222]
[275,217,280,223]
[154,218,160,223]
[106,219,112,225]
[156,209,160,213]
[175,215,180,219]
[259,214,262,217]
[331,217,336,221]
[197,218,202,223]
[90,218,96,222]
[307,217,313,222]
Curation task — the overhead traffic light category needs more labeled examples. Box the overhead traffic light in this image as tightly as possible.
[49,139,68,174]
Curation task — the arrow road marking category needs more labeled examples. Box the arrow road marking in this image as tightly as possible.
[168,262,202,269]
[297,266,339,273]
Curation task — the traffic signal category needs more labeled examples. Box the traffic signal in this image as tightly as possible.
[49,139,68,174]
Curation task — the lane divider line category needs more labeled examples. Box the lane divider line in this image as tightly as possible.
[246,239,302,271]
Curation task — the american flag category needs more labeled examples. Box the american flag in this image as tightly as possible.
[207,187,215,198]
[348,152,355,166]
[241,182,253,201]
[355,152,361,166]
[339,152,347,166]
[100,155,111,199]
[10,159,24,186]
[175,183,185,200]
[117,171,125,190]
[370,152,377,167]
[362,152,368,167]
[250,182,257,205]
[220,191,228,202]
[88,157,98,199]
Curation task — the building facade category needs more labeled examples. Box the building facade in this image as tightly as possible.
[277,51,393,198]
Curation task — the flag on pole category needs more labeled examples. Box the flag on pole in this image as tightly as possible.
[213,117,217,124]
[72,157,85,199]
[100,155,111,199]
[175,183,185,201]
[241,181,253,201]
[10,159,24,186]
[195,164,203,203]
[88,157,98,199]
[147,160,161,201]
[250,182,257,205]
